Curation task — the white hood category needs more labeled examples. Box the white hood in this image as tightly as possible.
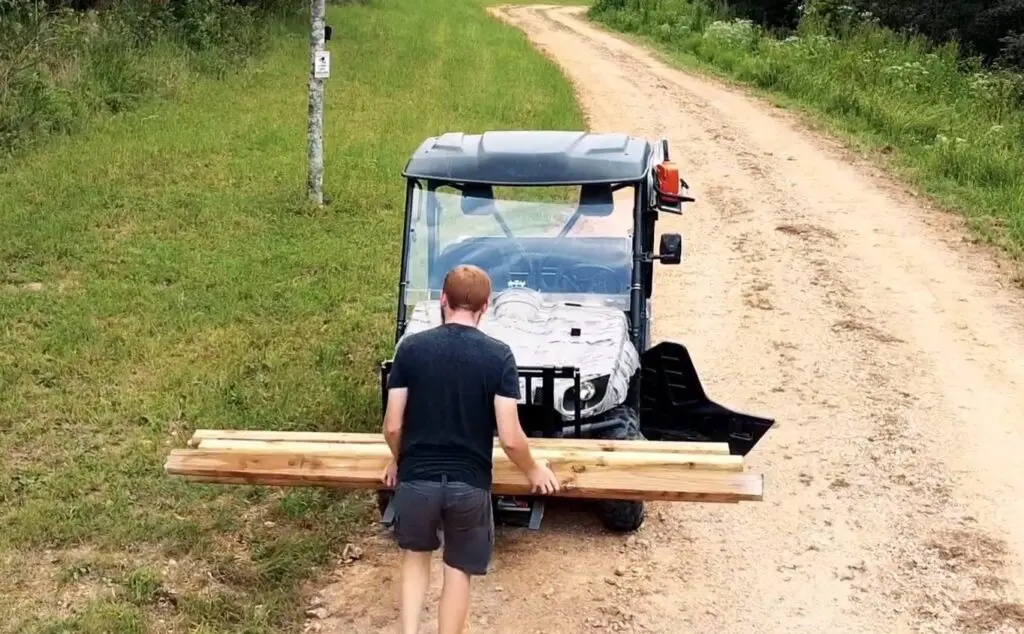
[400,289,639,419]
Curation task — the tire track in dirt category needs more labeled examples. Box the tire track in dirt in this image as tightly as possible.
[308,5,1024,633]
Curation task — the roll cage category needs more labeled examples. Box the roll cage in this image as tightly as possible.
[391,136,692,352]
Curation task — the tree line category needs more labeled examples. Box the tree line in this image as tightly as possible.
[714,0,1024,70]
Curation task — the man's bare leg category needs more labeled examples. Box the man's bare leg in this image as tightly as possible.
[400,550,433,634]
[438,563,471,634]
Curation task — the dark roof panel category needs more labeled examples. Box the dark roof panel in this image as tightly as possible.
[402,131,652,185]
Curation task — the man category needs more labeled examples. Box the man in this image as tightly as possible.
[381,264,560,634]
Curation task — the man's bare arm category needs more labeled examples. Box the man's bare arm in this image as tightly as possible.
[382,387,408,460]
[494,394,539,473]
[495,395,560,494]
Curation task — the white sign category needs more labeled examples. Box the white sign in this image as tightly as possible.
[314,51,330,79]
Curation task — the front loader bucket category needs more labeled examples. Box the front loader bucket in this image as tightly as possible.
[639,341,774,456]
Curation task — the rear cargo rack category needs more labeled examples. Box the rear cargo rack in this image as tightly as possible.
[380,362,583,438]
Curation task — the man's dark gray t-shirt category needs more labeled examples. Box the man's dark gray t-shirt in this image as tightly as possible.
[386,322,521,490]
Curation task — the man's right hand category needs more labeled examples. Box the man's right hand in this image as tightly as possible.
[495,392,561,495]
[527,463,560,495]
[382,459,397,488]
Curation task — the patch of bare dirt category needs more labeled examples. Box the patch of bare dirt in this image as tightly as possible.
[0,546,218,633]
[0,548,111,628]
[775,223,838,242]
[311,5,1024,633]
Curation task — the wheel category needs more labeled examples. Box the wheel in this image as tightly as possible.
[592,404,646,533]
[599,496,646,533]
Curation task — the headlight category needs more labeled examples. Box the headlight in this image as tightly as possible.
[579,380,597,402]
[563,374,611,412]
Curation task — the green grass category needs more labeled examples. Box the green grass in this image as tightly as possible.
[587,0,1024,270]
[0,0,585,630]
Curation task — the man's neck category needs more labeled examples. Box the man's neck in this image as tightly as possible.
[443,311,479,328]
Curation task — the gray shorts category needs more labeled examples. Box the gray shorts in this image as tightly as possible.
[392,477,494,576]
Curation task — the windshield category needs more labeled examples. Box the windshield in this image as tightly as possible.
[403,183,634,310]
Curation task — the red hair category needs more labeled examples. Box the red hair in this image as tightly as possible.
[442,265,491,312]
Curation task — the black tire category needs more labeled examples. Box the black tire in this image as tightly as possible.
[592,404,646,533]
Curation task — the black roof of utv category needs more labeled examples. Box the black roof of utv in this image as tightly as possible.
[402,131,653,186]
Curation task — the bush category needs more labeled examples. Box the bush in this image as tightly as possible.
[0,0,305,157]
[702,0,1024,71]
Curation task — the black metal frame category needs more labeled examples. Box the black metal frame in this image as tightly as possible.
[381,361,588,439]
[392,137,688,356]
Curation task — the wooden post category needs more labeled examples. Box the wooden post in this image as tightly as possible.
[307,0,327,205]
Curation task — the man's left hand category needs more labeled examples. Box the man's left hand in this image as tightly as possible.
[382,460,397,488]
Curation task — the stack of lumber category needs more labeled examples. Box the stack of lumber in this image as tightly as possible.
[165,429,764,503]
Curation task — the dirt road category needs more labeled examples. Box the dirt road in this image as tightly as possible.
[309,5,1024,633]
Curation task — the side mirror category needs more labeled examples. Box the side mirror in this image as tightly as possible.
[658,233,682,265]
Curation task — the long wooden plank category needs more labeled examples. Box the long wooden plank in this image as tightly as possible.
[186,429,731,455]
[178,474,743,503]
[193,438,745,471]
[164,448,762,502]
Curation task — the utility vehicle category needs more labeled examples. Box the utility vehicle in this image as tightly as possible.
[378,130,773,532]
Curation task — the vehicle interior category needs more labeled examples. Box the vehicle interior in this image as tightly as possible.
[425,182,634,296]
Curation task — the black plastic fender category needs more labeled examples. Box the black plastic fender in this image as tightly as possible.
[638,341,775,456]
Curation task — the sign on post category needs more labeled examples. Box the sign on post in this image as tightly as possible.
[314,51,330,79]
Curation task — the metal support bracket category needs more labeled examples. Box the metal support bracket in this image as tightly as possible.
[528,500,545,530]
[381,495,396,527]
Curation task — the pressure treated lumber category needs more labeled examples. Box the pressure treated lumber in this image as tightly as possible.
[164,445,762,503]
[186,429,731,455]
[192,438,744,471]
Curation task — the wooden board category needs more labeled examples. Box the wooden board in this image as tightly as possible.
[193,438,745,471]
[164,446,762,503]
[186,429,731,455]
[174,473,745,503]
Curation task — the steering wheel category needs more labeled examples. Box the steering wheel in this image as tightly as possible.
[537,258,620,294]
[567,264,622,294]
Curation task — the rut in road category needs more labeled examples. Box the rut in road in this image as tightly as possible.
[307,5,1024,633]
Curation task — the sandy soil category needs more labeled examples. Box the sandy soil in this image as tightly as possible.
[307,5,1024,633]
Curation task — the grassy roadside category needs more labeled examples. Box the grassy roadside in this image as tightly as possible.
[586,0,1024,273]
[0,0,584,631]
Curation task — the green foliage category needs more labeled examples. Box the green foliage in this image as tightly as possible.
[122,567,163,606]
[35,602,148,634]
[851,0,1024,69]
[588,0,1024,257]
[0,0,303,157]
[661,0,1024,70]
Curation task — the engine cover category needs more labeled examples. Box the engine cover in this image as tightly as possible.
[401,289,639,420]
